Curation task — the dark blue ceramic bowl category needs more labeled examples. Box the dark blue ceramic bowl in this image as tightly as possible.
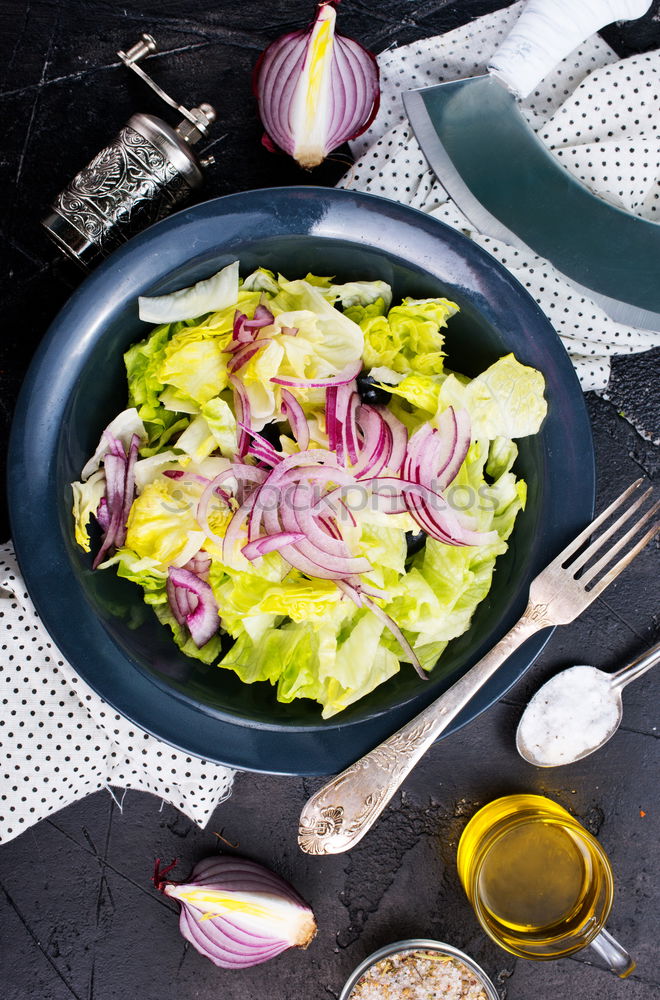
[8,187,594,774]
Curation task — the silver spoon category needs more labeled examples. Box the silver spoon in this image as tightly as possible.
[517,641,660,767]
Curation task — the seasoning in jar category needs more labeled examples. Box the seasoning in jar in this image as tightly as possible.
[347,949,490,1000]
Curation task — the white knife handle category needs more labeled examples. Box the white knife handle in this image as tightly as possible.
[488,0,651,99]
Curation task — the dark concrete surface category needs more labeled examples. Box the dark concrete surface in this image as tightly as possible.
[0,2,658,999]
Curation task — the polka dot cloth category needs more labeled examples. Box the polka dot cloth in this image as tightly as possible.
[0,542,234,845]
[340,1,660,392]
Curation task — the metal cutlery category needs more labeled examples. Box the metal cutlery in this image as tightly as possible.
[299,479,658,855]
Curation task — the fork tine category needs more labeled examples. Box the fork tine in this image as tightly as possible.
[569,488,653,575]
[546,479,643,570]
[580,500,659,586]
[586,519,659,599]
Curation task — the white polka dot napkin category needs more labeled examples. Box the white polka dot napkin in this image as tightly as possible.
[0,543,234,844]
[340,0,660,391]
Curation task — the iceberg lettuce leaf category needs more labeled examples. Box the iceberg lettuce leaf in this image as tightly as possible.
[138,260,239,324]
[438,355,547,439]
[157,328,229,405]
[201,396,238,457]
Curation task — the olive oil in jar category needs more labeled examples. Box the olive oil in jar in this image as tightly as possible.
[457,794,616,960]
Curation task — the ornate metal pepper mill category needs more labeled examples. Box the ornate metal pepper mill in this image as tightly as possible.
[42,34,216,267]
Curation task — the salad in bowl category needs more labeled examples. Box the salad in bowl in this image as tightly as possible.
[71,261,546,719]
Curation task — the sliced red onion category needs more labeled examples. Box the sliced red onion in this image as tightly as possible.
[185,551,212,577]
[166,576,186,626]
[160,855,316,970]
[227,339,272,374]
[196,466,266,545]
[253,1,380,169]
[378,407,408,474]
[332,382,359,465]
[335,579,363,607]
[261,485,370,580]
[283,482,357,557]
[435,407,471,491]
[361,595,426,680]
[350,405,391,479]
[116,433,140,548]
[318,514,342,539]
[326,385,338,452]
[230,374,252,457]
[223,490,265,565]
[167,567,219,647]
[344,390,361,465]
[92,452,126,569]
[95,497,110,532]
[242,531,305,560]
[163,469,184,480]
[105,432,127,460]
[280,389,310,450]
[250,304,275,327]
[270,359,362,388]
[239,424,282,467]
[231,304,274,350]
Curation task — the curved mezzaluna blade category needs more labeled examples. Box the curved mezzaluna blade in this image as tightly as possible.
[403,76,660,332]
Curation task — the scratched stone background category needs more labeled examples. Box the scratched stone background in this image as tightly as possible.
[0,2,658,999]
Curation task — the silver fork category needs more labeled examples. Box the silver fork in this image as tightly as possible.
[298,479,658,855]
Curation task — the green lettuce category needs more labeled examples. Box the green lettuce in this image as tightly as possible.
[351,296,458,375]
[201,396,238,457]
[125,322,190,448]
[157,327,229,405]
[217,609,399,719]
[437,354,547,439]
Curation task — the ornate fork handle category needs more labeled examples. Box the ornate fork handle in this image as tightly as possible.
[299,603,548,855]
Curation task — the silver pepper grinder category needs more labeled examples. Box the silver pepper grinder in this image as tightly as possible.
[42,34,216,267]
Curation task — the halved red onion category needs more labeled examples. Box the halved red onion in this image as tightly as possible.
[159,855,316,970]
[167,567,219,647]
[253,1,380,169]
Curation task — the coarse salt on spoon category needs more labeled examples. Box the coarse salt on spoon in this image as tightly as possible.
[516,641,660,767]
